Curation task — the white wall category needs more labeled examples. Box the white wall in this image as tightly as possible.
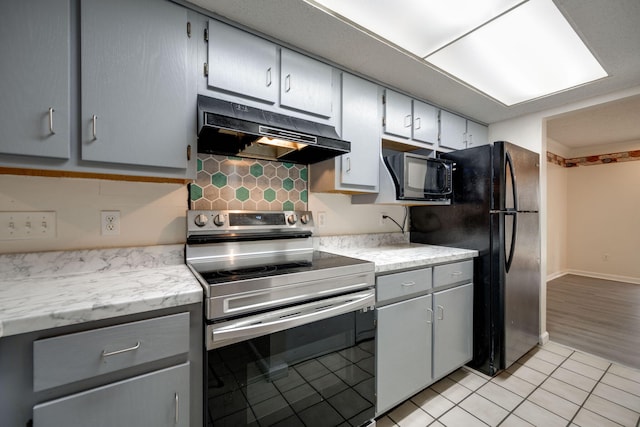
[546,161,568,279]
[566,161,640,283]
[0,173,407,254]
[0,175,188,254]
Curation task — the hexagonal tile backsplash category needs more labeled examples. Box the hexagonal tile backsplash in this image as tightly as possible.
[190,154,308,211]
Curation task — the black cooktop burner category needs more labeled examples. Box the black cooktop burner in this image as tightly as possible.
[193,251,372,286]
[199,261,313,284]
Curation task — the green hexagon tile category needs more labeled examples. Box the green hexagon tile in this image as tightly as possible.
[190,154,308,211]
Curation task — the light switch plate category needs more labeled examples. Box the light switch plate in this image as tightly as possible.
[0,211,56,240]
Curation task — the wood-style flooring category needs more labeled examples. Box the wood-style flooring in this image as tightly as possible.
[547,274,640,369]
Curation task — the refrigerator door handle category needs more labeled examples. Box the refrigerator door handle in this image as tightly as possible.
[506,150,518,211]
[505,212,517,273]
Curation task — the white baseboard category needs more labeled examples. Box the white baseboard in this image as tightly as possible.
[539,331,550,345]
[564,269,640,285]
[546,271,568,281]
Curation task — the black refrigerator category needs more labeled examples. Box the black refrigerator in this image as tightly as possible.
[410,141,540,376]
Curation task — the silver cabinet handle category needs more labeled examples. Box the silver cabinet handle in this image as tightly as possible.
[401,281,416,287]
[285,74,291,92]
[92,115,97,140]
[174,392,179,425]
[266,67,272,87]
[346,157,351,173]
[414,116,421,130]
[426,307,433,324]
[451,271,463,277]
[437,305,444,320]
[101,341,140,357]
[404,114,412,128]
[48,107,55,135]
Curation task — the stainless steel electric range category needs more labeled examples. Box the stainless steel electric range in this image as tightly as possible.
[186,210,376,427]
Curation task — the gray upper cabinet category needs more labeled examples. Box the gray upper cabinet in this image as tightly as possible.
[383,89,413,139]
[383,89,438,147]
[309,73,379,193]
[340,74,379,189]
[207,20,278,104]
[412,100,439,145]
[466,120,489,147]
[0,0,70,159]
[280,49,333,118]
[433,282,474,380]
[80,0,189,169]
[439,110,468,150]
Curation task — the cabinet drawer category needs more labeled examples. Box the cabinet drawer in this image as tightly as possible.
[33,362,190,427]
[34,312,189,392]
[433,260,473,288]
[377,268,432,303]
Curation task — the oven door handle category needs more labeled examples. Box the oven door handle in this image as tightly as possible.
[207,289,375,350]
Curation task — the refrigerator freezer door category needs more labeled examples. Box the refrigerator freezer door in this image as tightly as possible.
[494,142,540,212]
[500,211,540,369]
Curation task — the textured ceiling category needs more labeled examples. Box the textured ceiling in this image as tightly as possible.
[186,0,640,146]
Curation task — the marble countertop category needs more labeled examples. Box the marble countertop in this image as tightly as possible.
[317,233,478,274]
[0,245,203,338]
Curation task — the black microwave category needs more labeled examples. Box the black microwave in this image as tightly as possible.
[384,152,453,201]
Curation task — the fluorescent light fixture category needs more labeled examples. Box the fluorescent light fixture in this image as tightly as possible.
[426,0,608,105]
[306,0,607,105]
[308,0,524,57]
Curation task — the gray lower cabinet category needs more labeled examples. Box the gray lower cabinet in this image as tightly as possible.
[433,283,474,380]
[376,294,432,415]
[0,0,70,159]
[33,362,190,427]
[375,260,474,415]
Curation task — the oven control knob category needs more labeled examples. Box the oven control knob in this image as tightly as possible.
[300,214,311,224]
[194,214,208,227]
[213,214,226,226]
[287,214,298,225]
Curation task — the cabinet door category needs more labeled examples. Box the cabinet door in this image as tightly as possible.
[433,283,473,380]
[207,20,278,104]
[80,0,189,169]
[383,89,412,139]
[0,0,70,159]
[412,100,438,145]
[280,49,333,117]
[466,121,489,147]
[439,110,467,150]
[33,362,190,427]
[376,295,432,414]
[340,74,380,188]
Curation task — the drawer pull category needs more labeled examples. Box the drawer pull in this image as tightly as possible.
[175,392,179,424]
[451,271,463,276]
[401,281,416,287]
[101,341,140,357]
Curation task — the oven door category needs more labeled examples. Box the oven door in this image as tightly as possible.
[205,289,376,427]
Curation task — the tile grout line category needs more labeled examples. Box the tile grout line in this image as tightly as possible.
[495,348,575,426]
[565,361,612,426]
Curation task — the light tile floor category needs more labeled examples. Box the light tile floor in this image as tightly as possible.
[376,341,640,427]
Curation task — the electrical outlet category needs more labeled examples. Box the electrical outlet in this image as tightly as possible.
[317,211,326,228]
[101,211,120,236]
[379,212,387,226]
[0,211,56,240]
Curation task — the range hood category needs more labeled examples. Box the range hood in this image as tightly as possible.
[197,95,350,164]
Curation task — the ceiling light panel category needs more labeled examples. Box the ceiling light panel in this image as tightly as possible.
[425,0,608,105]
[306,0,524,57]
